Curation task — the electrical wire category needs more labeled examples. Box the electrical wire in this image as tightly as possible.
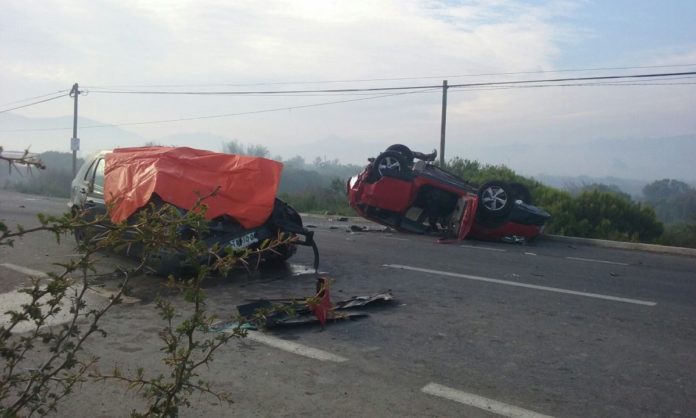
[0,90,71,107]
[85,63,696,89]
[447,71,696,90]
[448,81,696,92]
[0,94,69,114]
[0,88,440,133]
[85,71,696,96]
[2,71,694,133]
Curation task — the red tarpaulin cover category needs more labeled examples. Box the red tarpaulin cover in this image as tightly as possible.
[104,146,283,228]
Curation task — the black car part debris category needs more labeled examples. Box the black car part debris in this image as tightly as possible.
[235,281,395,330]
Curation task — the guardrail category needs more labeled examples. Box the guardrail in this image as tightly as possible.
[543,234,696,257]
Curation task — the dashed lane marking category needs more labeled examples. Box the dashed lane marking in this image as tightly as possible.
[565,256,629,266]
[0,263,140,304]
[0,263,48,277]
[384,264,656,306]
[226,330,348,363]
[422,383,554,418]
[375,235,409,241]
[460,245,507,252]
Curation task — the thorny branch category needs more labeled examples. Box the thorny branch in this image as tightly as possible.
[0,146,46,175]
[1,191,296,417]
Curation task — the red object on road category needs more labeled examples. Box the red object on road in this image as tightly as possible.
[309,278,333,327]
[104,146,282,228]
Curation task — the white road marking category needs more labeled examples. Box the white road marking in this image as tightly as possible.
[288,264,327,276]
[377,235,409,241]
[384,264,656,306]
[460,245,506,252]
[0,287,79,333]
[0,263,48,277]
[0,263,139,304]
[228,330,348,363]
[524,252,537,256]
[565,256,629,266]
[422,383,554,418]
[88,287,140,304]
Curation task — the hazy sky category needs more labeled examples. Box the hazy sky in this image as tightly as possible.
[1,0,695,177]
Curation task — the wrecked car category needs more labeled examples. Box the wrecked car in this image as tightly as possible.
[68,146,317,273]
[346,144,550,243]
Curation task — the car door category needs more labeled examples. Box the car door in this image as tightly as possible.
[80,157,108,237]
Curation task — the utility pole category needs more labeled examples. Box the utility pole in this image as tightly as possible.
[69,83,80,176]
[439,80,448,166]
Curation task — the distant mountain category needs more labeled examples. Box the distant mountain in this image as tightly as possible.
[3,112,695,183]
[272,135,438,166]
[459,135,696,183]
[0,113,145,157]
[155,132,236,151]
[534,174,651,198]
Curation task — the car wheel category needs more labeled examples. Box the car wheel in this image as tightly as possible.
[72,208,87,244]
[478,181,514,219]
[386,144,414,161]
[509,182,532,204]
[374,151,408,179]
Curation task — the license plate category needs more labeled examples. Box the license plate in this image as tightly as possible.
[229,232,259,249]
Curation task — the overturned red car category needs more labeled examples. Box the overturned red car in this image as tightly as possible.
[346,145,550,243]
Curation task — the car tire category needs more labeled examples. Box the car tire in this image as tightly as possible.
[509,182,532,204]
[386,144,414,162]
[374,151,408,179]
[477,181,514,219]
[72,207,87,245]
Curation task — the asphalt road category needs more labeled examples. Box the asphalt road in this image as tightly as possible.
[1,189,695,417]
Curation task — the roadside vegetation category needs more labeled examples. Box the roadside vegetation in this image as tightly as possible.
[0,193,294,416]
[0,148,303,416]
[2,145,694,248]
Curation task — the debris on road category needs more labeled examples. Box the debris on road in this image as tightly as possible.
[234,278,396,330]
[348,224,391,233]
[334,292,394,309]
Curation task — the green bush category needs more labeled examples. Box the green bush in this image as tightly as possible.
[657,223,696,248]
[279,178,355,216]
[444,158,665,243]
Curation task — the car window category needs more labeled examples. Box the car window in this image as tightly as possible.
[92,159,105,196]
[83,160,97,182]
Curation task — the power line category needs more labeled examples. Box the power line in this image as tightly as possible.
[2,72,693,133]
[0,89,440,133]
[449,81,696,92]
[0,90,71,107]
[85,63,696,89]
[448,71,696,90]
[85,71,696,96]
[0,94,69,114]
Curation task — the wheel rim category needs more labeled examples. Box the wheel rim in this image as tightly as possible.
[481,186,508,211]
[378,156,401,174]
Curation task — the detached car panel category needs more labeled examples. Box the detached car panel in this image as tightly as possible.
[69,147,317,273]
[347,145,550,243]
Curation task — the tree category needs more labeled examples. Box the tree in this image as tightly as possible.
[576,183,631,200]
[643,179,696,224]
[221,140,270,158]
[222,139,244,155]
[643,179,691,202]
[245,144,270,158]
